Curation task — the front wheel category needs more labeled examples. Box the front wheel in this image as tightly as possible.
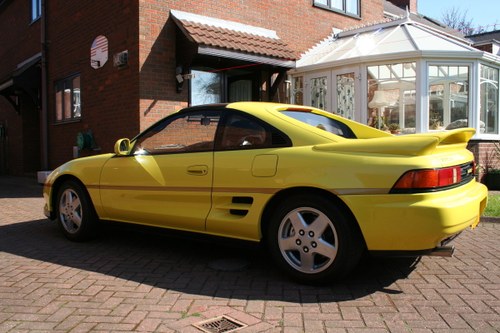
[267,195,364,284]
[56,180,98,241]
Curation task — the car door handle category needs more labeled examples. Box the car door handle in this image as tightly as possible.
[187,165,208,176]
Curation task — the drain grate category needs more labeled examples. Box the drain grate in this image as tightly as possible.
[193,315,247,333]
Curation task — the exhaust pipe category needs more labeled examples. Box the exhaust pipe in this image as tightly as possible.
[428,245,454,257]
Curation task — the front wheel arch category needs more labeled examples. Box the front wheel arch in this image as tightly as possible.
[52,176,99,241]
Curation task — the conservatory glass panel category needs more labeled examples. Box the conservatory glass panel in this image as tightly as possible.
[367,62,416,133]
[406,25,472,51]
[310,76,328,110]
[480,65,499,134]
[428,65,469,130]
[336,72,355,119]
[293,76,304,105]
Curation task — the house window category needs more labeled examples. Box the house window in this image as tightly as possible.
[313,0,360,17]
[367,62,416,133]
[428,65,469,131]
[55,75,81,122]
[480,65,499,134]
[31,0,42,21]
[191,70,222,106]
[190,68,258,106]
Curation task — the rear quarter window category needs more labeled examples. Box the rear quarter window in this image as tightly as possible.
[281,111,356,139]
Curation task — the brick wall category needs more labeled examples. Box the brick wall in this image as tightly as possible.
[0,2,41,79]
[468,140,500,183]
[46,1,140,168]
[137,0,385,130]
[0,0,41,175]
[3,0,386,170]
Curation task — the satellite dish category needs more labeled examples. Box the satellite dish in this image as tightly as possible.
[90,35,108,69]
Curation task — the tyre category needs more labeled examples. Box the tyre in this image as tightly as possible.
[266,194,364,284]
[56,180,98,241]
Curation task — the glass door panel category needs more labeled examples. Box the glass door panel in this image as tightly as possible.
[335,72,356,120]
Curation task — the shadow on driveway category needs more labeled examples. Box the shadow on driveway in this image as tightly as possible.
[0,217,419,303]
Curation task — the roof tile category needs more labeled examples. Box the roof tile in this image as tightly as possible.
[176,19,297,60]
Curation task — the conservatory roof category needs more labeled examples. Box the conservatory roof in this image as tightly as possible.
[295,17,493,71]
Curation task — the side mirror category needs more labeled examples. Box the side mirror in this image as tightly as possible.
[114,138,131,156]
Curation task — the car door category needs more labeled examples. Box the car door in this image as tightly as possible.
[99,110,220,231]
[207,112,291,240]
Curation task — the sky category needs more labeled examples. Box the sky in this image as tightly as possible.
[418,0,500,32]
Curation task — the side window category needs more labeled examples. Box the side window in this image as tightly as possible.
[218,113,291,150]
[219,114,269,150]
[132,112,219,155]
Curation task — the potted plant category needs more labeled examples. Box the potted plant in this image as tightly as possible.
[388,123,401,134]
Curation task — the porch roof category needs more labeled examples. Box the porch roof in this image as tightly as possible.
[295,17,494,72]
[171,10,296,68]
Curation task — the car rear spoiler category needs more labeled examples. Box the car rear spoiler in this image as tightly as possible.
[313,128,476,156]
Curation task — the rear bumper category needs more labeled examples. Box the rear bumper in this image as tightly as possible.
[341,181,488,251]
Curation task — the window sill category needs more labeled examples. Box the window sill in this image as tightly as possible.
[52,118,82,126]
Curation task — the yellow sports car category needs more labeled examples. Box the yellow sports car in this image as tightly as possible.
[43,102,488,283]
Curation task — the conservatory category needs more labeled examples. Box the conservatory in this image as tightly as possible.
[290,16,500,140]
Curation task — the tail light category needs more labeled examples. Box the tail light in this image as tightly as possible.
[391,162,475,193]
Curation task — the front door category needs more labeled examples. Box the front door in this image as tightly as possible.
[99,110,220,231]
[207,112,287,241]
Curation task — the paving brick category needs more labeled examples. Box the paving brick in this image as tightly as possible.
[0,176,499,333]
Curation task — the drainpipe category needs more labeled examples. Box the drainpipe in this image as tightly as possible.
[40,0,48,170]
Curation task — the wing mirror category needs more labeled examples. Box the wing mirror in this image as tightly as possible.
[114,138,131,156]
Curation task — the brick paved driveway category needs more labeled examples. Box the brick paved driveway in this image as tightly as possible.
[0,176,499,333]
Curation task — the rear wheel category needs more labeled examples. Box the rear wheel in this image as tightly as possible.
[267,195,363,283]
[56,180,97,241]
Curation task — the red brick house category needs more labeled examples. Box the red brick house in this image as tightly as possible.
[1,0,498,179]
[0,0,385,175]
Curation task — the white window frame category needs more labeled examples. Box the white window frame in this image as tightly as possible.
[477,62,500,139]
[425,60,474,133]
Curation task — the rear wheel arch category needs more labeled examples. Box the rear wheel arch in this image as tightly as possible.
[261,187,365,245]
[260,187,367,283]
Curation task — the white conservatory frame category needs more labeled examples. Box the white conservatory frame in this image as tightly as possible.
[290,16,500,140]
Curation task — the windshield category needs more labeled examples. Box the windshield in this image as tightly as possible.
[281,111,356,139]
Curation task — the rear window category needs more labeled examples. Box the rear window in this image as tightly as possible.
[282,111,356,139]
